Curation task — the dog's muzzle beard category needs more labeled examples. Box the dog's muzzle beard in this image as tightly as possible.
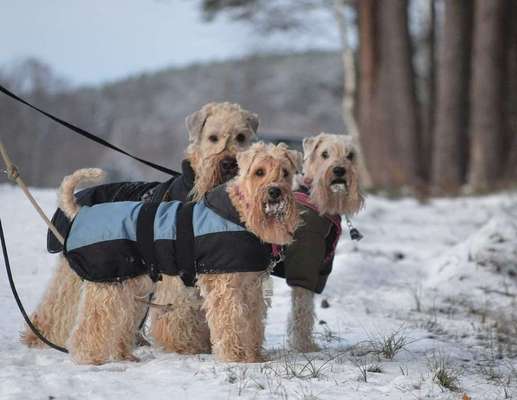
[309,165,363,216]
[219,156,238,183]
[191,152,238,201]
[237,182,299,246]
[330,178,348,194]
[329,166,348,194]
[262,185,290,221]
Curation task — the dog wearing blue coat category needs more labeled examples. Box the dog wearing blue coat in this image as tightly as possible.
[57,142,301,364]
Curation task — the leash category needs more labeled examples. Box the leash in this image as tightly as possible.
[0,84,180,177]
[0,140,65,245]
[1,141,170,352]
[0,218,68,353]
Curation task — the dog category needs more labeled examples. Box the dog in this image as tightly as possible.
[272,132,364,352]
[151,142,302,362]
[43,142,300,364]
[21,102,259,350]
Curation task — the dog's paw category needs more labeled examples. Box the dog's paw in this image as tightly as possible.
[120,353,140,362]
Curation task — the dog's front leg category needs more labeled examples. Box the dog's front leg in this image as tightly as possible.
[198,272,265,362]
[288,286,320,353]
[149,275,210,354]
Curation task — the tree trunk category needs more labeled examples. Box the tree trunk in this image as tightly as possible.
[422,0,436,184]
[503,0,517,181]
[468,0,508,191]
[333,0,373,189]
[431,0,473,194]
[358,0,421,189]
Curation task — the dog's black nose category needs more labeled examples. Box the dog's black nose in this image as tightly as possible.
[333,166,346,177]
[268,187,281,200]
[220,157,237,171]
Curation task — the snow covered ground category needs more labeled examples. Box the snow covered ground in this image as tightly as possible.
[1,183,517,400]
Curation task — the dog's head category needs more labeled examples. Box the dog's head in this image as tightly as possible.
[185,102,259,201]
[302,132,364,216]
[229,142,302,245]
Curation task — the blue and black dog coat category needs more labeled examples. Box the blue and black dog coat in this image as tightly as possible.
[48,159,196,254]
[63,185,272,286]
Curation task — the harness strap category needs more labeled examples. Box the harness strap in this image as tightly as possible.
[136,202,162,282]
[0,84,180,177]
[175,202,196,287]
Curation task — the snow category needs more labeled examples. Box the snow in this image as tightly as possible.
[1,183,517,400]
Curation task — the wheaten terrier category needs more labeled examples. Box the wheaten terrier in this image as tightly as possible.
[40,142,300,365]
[21,102,259,352]
[273,132,364,352]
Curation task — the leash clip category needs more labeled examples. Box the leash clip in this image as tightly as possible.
[4,164,20,181]
[345,215,363,241]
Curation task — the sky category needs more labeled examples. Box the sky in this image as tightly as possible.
[0,0,339,87]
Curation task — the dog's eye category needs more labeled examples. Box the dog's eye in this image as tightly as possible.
[255,168,265,177]
[347,151,355,161]
[282,169,289,178]
[208,135,219,143]
[236,133,246,143]
[321,150,329,159]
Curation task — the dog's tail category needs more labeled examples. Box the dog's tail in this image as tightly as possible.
[58,168,106,219]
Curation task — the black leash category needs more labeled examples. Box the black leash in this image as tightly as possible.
[0,218,68,353]
[0,84,180,177]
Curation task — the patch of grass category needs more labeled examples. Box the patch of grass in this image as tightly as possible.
[427,353,461,392]
[355,359,369,383]
[314,320,345,345]
[368,329,410,360]
[224,367,250,396]
[353,356,383,382]
[261,350,333,380]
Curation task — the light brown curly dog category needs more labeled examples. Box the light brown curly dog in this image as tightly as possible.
[29,142,300,365]
[285,133,364,352]
[21,102,259,355]
[148,102,259,355]
[196,142,301,362]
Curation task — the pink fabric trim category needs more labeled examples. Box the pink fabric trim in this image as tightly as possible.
[271,244,282,257]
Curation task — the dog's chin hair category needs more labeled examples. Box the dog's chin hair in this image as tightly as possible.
[229,185,300,246]
[310,168,364,216]
[187,149,226,202]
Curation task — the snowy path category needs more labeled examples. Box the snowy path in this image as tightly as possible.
[1,184,516,400]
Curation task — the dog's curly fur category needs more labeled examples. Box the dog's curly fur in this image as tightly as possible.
[185,102,259,202]
[26,142,299,365]
[148,102,258,355]
[21,102,259,353]
[288,133,364,352]
[156,142,301,363]
[149,275,210,354]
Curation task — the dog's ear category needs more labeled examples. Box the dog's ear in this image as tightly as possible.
[285,146,303,173]
[276,143,302,174]
[244,111,259,135]
[286,149,303,173]
[302,134,324,159]
[185,103,213,143]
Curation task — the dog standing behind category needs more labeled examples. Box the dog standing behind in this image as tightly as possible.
[52,142,301,364]
[272,132,364,352]
[21,102,259,353]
